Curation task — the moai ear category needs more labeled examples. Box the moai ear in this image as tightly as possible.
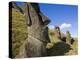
[39,12,51,25]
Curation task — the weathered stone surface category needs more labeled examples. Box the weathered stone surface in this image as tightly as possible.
[16,3,50,58]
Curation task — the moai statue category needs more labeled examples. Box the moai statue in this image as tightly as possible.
[16,3,50,58]
[26,3,51,57]
[71,38,75,44]
[54,26,61,39]
[66,31,71,44]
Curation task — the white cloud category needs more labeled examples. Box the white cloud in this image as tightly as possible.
[48,25,55,29]
[60,23,71,30]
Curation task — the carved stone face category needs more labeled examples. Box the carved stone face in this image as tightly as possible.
[27,3,50,42]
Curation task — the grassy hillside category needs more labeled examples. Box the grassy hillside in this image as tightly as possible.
[12,8,27,58]
[47,29,78,56]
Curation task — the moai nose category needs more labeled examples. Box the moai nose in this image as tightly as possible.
[40,12,51,25]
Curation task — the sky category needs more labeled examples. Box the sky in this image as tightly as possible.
[39,3,78,37]
[16,2,78,37]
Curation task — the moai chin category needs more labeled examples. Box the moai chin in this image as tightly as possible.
[15,3,51,58]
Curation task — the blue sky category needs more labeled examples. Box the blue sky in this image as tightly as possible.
[39,3,78,37]
[16,2,78,37]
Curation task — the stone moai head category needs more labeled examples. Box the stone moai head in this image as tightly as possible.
[66,31,71,44]
[54,26,61,39]
[25,3,50,43]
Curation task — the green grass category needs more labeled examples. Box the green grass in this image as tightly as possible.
[12,8,27,58]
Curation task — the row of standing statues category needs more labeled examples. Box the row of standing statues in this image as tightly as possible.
[12,2,74,58]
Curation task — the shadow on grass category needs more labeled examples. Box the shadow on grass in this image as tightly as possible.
[47,42,72,56]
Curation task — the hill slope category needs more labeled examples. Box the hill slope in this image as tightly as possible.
[47,29,78,56]
[12,7,27,58]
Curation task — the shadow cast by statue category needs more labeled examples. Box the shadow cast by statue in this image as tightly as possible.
[47,42,72,56]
